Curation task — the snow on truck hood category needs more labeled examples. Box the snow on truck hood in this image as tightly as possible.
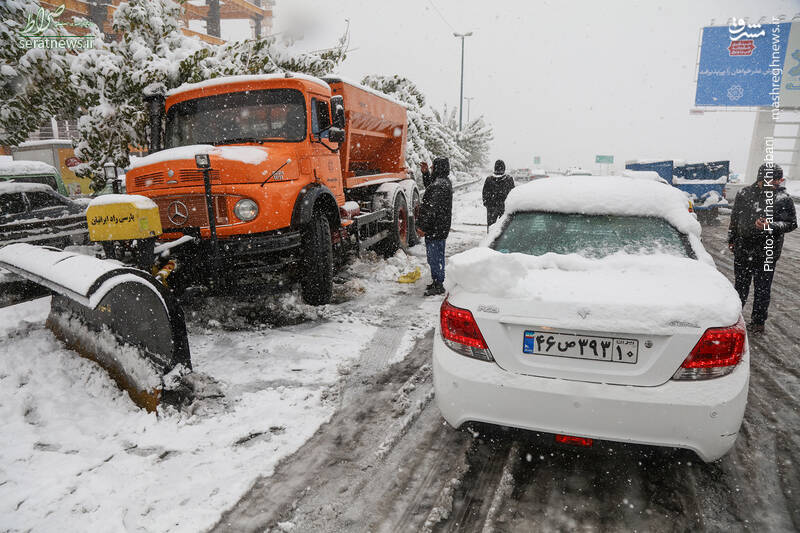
[128,144,269,170]
[445,248,741,334]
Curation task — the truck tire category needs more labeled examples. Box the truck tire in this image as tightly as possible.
[300,214,333,305]
[379,193,409,257]
[408,189,421,246]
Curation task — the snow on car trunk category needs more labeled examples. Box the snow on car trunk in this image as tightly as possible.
[445,247,741,387]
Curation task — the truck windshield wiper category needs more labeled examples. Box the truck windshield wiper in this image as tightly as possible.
[213,137,268,145]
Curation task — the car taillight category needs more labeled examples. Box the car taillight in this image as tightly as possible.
[440,298,493,361]
[672,318,746,380]
[555,434,593,447]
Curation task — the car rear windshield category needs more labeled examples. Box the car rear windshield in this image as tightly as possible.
[491,211,694,258]
[165,89,306,147]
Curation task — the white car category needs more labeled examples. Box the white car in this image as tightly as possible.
[434,176,748,462]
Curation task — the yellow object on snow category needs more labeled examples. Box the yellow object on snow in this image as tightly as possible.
[397,266,421,284]
[86,194,162,242]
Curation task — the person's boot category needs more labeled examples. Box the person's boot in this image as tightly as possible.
[747,322,765,335]
[425,281,443,296]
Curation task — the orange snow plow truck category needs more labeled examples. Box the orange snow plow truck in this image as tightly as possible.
[127,74,420,305]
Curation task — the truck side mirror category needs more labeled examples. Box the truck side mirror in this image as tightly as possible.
[328,127,345,144]
[330,95,345,130]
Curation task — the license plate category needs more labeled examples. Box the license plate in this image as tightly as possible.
[522,330,638,363]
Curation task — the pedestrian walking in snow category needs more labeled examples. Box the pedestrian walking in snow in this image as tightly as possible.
[482,159,515,229]
[417,157,453,296]
[728,163,797,334]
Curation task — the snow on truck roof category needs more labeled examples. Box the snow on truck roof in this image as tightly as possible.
[503,175,701,237]
[0,160,58,176]
[166,72,331,98]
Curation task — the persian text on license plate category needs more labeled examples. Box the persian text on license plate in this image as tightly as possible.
[522,330,638,364]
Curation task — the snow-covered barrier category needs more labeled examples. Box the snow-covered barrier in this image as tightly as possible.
[0,243,191,411]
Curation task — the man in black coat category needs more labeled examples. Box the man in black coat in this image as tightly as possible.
[417,157,453,296]
[482,159,515,229]
[728,163,797,334]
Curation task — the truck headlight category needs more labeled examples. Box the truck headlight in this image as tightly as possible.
[233,199,258,221]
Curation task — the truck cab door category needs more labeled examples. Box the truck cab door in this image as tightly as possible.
[310,97,345,204]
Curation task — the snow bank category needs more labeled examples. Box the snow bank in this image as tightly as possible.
[166,72,330,97]
[0,160,58,176]
[446,247,741,333]
[89,194,157,210]
[129,144,269,170]
[502,176,702,237]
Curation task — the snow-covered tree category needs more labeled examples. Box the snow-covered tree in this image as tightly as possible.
[433,104,493,170]
[70,0,203,189]
[361,75,492,175]
[0,1,77,145]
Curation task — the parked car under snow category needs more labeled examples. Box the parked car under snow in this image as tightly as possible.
[433,176,748,462]
[0,182,88,248]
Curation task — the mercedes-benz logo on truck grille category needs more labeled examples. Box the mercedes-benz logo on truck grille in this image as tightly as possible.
[167,200,189,226]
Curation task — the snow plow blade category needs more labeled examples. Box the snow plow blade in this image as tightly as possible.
[0,243,191,412]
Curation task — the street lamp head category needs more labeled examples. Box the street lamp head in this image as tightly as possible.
[453,31,473,37]
[103,162,117,181]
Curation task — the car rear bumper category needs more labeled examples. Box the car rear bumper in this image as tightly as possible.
[432,333,749,462]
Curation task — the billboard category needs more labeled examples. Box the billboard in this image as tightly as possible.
[695,22,791,107]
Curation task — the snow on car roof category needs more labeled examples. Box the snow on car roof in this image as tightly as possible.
[0,160,58,176]
[503,175,701,237]
[621,170,669,184]
[0,181,54,194]
[166,72,330,97]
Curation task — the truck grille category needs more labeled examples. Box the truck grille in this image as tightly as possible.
[134,172,163,188]
[131,170,221,189]
[152,195,229,230]
[178,169,221,182]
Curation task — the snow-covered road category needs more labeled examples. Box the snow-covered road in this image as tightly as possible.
[2,178,798,532]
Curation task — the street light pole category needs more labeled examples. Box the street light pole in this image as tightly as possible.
[453,31,473,131]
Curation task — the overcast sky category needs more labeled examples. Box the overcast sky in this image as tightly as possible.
[228,0,800,175]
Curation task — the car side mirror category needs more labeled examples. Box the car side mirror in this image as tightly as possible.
[330,95,345,129]
[329,127,345,144]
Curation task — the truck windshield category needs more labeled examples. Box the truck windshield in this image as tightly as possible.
[492,212,694,259]
[165,89,307,147]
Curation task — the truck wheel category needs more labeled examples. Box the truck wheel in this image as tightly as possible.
[379,193,409,257]
[300,214,333,305]
[408,190,421,246]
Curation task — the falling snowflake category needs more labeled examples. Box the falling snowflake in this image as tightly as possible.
[727,85,744,101]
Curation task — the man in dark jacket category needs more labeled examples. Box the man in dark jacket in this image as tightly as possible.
[417,157,453,296]
[482,159,515,229]
[728,163,797,334]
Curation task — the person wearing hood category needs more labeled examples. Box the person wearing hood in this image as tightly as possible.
[417,157,453,296]
[483,159,515,229]
[728,163,797,334]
